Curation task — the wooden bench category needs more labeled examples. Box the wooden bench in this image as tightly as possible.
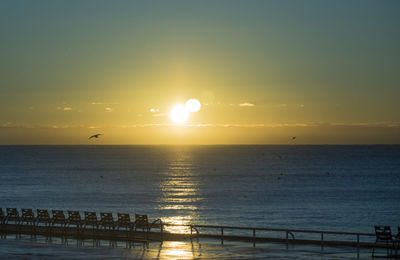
[21,209,35,225]
[67,211,83,228]
[84,212,99,231]
[36,209,51,227]
[6,208,20,224]
[100,213,115,230]
[134,214,162,240]
[52,210,67,227]
[51,210,67,235]
[117,213,133,231]
[135,214,149,232]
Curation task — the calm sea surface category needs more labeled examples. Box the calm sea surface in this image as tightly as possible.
[0,145,399,259]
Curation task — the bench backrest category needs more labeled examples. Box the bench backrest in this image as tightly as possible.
[6,208,19,221]
[84,212,98,226]
[52,210,66,224]
[67,211,82,225]
[21,209,35,221]
[135,214,148,228]
[100,212,114,227]
[117,213,131,227]
[37,209,51,223]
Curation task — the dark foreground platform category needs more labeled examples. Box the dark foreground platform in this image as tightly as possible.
[1,207,399,258]
[0,222,387,249]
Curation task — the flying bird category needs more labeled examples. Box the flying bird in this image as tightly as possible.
[292,136,296,140]
[89,134,102,139]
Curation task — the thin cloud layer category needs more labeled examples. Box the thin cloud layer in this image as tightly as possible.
[239,102,255,107]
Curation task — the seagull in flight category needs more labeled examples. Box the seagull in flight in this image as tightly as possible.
[292,136,296,140]
[89,134,102,139]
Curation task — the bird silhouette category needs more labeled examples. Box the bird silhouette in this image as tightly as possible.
[292,136,296,140]
[89,134,102,139]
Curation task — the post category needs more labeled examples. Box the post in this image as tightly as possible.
[160,223,163,241]
[253,229,256,247]
[221,227,224,245]
[321,232,324,247]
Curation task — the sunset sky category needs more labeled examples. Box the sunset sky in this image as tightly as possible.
[1,0,399,144]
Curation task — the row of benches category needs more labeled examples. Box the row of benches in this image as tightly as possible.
[0,208,162,232]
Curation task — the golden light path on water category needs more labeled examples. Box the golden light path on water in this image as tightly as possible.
[125,241,205,259]
[158,149,200,234]
[155,241,199,259]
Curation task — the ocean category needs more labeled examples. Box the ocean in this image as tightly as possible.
[0,145,399,259]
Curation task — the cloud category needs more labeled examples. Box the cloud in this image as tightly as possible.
[63,107,72,111]
[299,104,305,108]
[2,122,400,130]
[90,102,119,105]
[279,104,287,108]
[105,107,114,112]
[239,102,255,107]
[328,122,400,127]
[115,123,310,128]
[150,108,160,113]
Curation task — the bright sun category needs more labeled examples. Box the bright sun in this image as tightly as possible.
[170,105,189,124]
[170,98,201,124]
[185,98,201,112]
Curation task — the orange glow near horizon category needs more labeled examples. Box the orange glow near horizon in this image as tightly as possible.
[1,1,399,145]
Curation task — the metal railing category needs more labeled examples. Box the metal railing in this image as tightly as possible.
[160,223,376,248]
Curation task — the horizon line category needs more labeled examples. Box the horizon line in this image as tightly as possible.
[1,144,399,146]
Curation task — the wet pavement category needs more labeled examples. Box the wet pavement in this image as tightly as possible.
[0,234,374,259]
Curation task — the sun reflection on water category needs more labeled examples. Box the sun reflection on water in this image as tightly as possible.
[158,151,201,234]
[156,241,200,259]
[161,215,192,234]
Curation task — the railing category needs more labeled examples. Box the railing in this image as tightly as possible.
[160,223,376,248]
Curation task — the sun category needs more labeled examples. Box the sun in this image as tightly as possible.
[185,98,201,112]
[170,105,189,124]
[169,98,201,124]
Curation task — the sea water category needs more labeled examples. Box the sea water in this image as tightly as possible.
[0,145,399,258]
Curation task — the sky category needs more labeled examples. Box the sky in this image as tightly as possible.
[0,0,399,144]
